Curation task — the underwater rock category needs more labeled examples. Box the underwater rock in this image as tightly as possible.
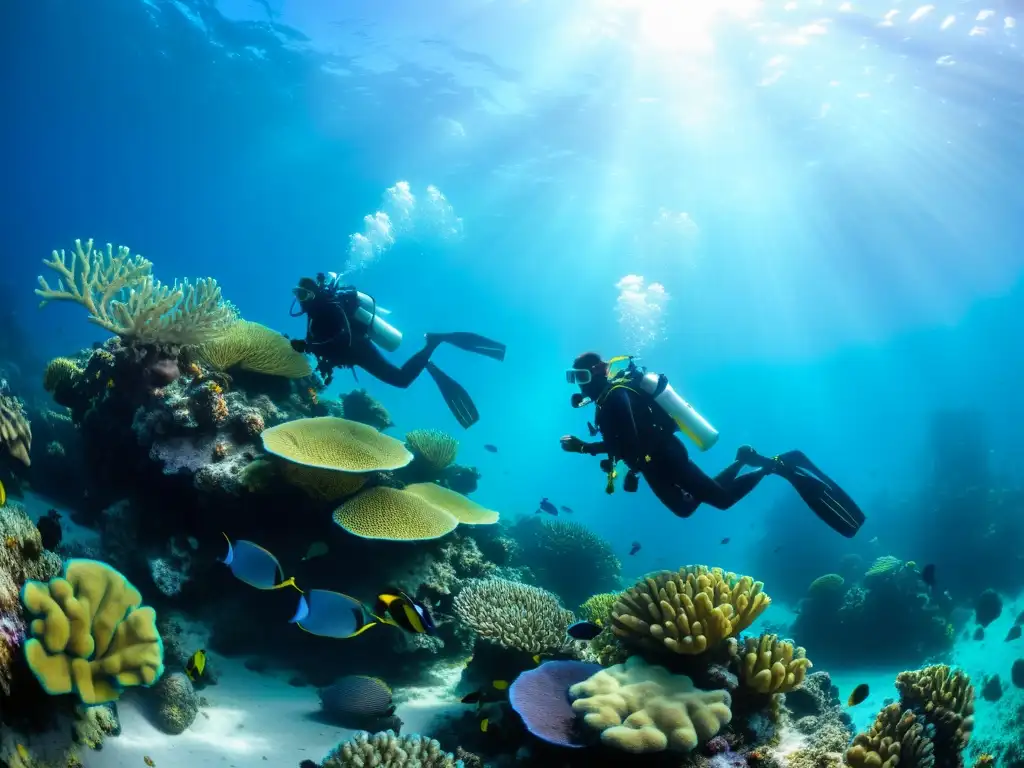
[786,671,842,720]
[1012,659,1024,689]
[981,675,1002,702]
[975,589,1002,627]
[148,672,199,734]
[974,627,985,641]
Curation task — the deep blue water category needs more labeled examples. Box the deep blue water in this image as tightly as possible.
[4,0,1024,591]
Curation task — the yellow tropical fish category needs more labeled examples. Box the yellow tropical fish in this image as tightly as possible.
[16,744,30,760]
[185,649,207,681]
[0,478,6,506]
[144,757,156,767]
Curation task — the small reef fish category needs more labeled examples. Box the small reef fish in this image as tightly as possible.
[921,564,936,590]
[628,541,641,556]
[720,537,730,545]
[144,758,156,767]
[373,590,437,636]
[847,683,870,707]
[185,649,207,682]
[532,653,552,665]
[1006,625,1022,642]
[220,533,297,591]
[16,744,30,760]
[301,541,329,561]
[291,589,377,639]
[36,509,63,551]
[536,498,558,516]
[566,621,603,641]
[483,444,498,453]
[559,505,574,514]
[460,680,510,705]
[0,479,5,506]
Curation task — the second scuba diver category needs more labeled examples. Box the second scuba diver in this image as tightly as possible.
[560,352,865,537]
[289,273,506,429]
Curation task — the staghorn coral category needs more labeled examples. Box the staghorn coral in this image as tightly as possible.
[568,655,732,753]
[321,730,461,767]
[845,703,935,768]
[895,665,974,765]
[405,429,459,471]
[262,416,413,472]
[20,559,165,704]
[453,578,574,654]
[1,501,62,694]
[0,394,31,466]
[36,238,235,346]
[511,517,621,608]
[738,633,813,694]
[197,319,312,378]
[334,487,459,541]
[341,388,394,431]
[612,566,770,655]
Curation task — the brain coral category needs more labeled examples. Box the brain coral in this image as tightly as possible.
[262,416,413,472]
[612,566,770,655]
[333,487,459,541]
[197,319,312,378]
[454,578,575,654]
[569,655,732,754]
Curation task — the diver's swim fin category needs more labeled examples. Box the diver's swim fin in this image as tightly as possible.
[771,450,866,538]
[433,332,506,362]
[426,361,480,429]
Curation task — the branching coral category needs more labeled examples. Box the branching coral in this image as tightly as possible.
[845,703,935,768]
[580,592,621,624]
[321,730,461,767]
[36,238,235,346]
[405,429,459,471]
[895,665,975,764]
[737,634,813,694]
[0,394,31,466]
[20,559,165,704]
[453,578,575,654]
[197,319,312,378]
[612,566,770,655]
[569,655,733,753]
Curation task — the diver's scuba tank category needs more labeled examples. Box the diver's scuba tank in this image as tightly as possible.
[637,371,719,451]
[352,291,403,352]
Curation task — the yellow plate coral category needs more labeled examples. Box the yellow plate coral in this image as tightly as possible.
[333,487,459,541]
[261,417,413,473]
[403,483,499,525]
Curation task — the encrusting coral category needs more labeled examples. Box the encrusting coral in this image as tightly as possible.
[737,633,813,694]
[320,730,462,767]
[36,238,235,346]
[20,559,165,704]
[197,319,312,378]
[612,566,770,655]
[454,578,575,655]
[0,394,32,466]
[568,655,733,754]
[845,703,935,768]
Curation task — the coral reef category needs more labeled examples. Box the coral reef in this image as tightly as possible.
[341,389,394,431]
[20,559,164,704]
[612,566,770,655]
[320,730,461,767]
[0,395,31,466]
[737,633,813,694]
[845,704,934,768]
[454,578,575,655]
[147,671,199,734]
[568,655,733,753]
[196,319,312,378]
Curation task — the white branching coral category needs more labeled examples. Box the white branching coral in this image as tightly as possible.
[36,238,235,346]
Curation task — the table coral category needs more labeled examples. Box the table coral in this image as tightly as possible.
[20,559,164,704]
[613,566,770,655]
[262,416,413,472]
[568,655,732,754]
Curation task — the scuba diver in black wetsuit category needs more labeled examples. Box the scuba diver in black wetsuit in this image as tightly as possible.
[289,273,506,429]
[560,352,866,537]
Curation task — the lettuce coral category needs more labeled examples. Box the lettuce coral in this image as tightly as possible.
[612,566,770,655]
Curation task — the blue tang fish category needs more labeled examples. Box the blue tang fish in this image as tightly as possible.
[220,533,297,591]
[291,589,378,639]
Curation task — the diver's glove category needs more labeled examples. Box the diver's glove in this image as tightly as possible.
[560,435,587,453]
[290,339,308,354]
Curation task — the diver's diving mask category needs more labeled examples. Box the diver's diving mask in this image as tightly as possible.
[565,368,593,386]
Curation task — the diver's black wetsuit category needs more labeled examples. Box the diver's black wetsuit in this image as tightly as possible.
[588,386,769,517]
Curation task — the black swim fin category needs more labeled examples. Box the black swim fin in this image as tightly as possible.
[426,361,480,429]
[770,450,866,538]
[432,332,506,362]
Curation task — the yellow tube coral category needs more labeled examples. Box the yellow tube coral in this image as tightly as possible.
[738,633,813,693]
[612,566,770,655]
[845,703,934,768]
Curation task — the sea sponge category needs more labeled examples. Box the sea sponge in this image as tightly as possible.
[281,462,367,502]
[509,660,605,748]
[569,655,732,754]
[20,559,164,704]
[738,633,813,693]
[333,487,459,541]
[403,483,499,525]
[148,671,199,734]
[261,416,413,472]
[845,703,935,768]
[197,319,312,378]
[453,578,575,654]
[405,429,459,470]
[612,566,770,655]
[895,665,975,757]
[321,730,461,767]
[0,395,31,466]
